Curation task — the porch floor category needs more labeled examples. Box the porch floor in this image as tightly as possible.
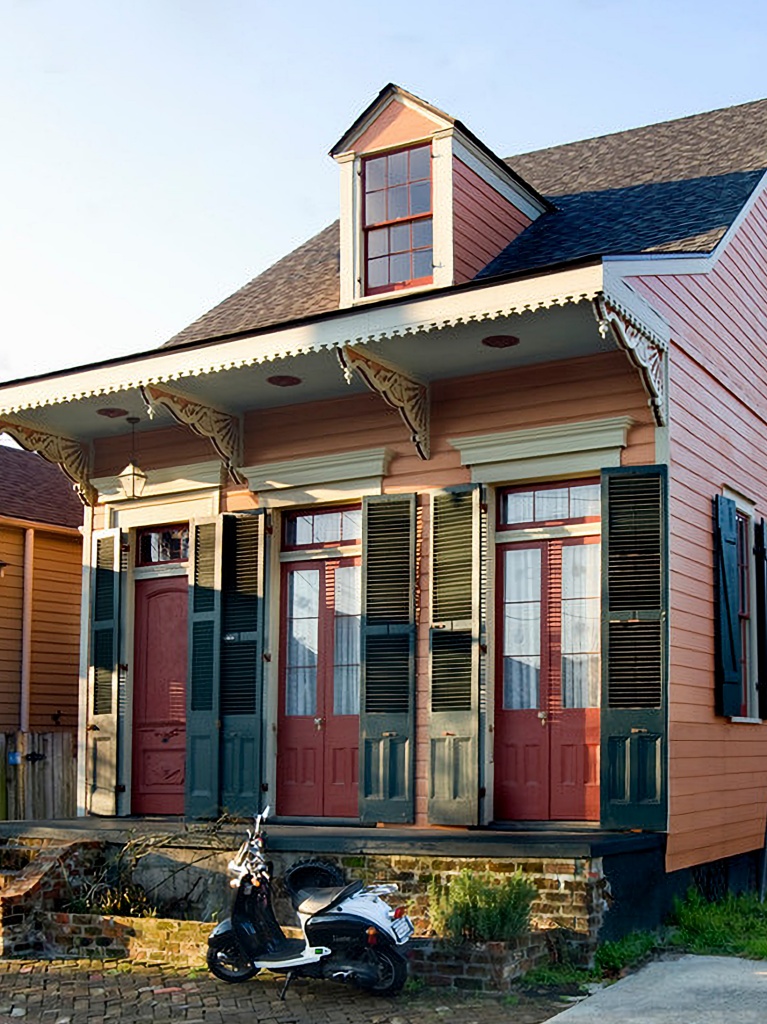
[0,816,664,857]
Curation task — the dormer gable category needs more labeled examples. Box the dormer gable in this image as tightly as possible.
[331,84,550,307]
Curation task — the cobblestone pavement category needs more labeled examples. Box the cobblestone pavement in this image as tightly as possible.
[0,958,565,1024]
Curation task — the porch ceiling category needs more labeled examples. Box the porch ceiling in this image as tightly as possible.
[0,301,608,444]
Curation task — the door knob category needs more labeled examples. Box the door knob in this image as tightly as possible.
[537,710,548,727]
[313,716,325,731]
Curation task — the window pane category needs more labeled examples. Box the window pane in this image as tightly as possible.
[504,491,534,525]
[504,547,541,602]
[341,508,362,541]
[388,150,408,186]
[333,565,361,715]
[410,181,431,215]
[368,256,389,288]
[365,189,386,225]
[390,222,410,253]
[334,564,361,616]
[286,569,319,716]
[413,218,433,248]
[368,227,388,258]
[412,248,432,279]
[502,548,541,710]
[570,484,600,519]
[388,185,408,220]
[390,252,410,283]
[365,156,386,192]
[503,656,540,710]
[561,544,601,708]
[409,145,430,180]
[292,515,314,546]
[313,512,341,545]
[535,488,569,521]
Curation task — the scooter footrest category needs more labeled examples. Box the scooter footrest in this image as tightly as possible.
[256,938,307,962]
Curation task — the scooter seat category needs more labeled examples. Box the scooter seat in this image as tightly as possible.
[295,880,364,915]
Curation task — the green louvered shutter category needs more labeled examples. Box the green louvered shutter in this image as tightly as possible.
[89,528,121,815]
[428,487,482,825]
[755,519,767,720]
[714,495,743,717]
[601,467,668,830]
[359,494,416,824]
[220,512,267,816]
[186,517,223,818]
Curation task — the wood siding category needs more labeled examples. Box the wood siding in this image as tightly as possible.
[628,187,767,872]
[452,157,533,284]
[0,524,81,734]
[0,528,23,731]
[92,423,210,477]
[352,101,438,154]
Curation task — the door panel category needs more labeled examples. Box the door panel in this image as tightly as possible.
[133,576,188,815]
[278,559,360,818]
[494,537,600,822]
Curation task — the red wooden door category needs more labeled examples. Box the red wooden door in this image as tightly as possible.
[494,538,600,821]
[132,576,188,815]
[277,559,360,818]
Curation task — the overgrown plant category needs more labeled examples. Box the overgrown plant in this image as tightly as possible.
[670,888,767,959]
[428,869,536,943]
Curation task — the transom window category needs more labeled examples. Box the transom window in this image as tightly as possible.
[283,506,362,549]
[500,481,601,529]
[363,144,432,295]
[136,524,189,565]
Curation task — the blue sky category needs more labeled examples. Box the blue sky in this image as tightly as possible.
[1,0,766,383]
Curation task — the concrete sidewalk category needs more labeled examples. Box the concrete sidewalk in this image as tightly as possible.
[548,955,767,1022]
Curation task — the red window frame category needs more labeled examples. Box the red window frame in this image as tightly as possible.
[362,144,433,296]
[282,505,362,551]
[497,479,602,532]
[135,523,189,566]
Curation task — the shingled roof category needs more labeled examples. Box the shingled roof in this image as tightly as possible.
[0,446,84,529]
[164,96,767,350]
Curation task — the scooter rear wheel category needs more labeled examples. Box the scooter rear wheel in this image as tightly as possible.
[358,947,408,996]
[207,940,260,983]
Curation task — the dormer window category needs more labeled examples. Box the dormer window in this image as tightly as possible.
[363,144,433,295]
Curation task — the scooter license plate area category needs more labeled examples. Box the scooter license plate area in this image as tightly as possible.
[392,916,414,943]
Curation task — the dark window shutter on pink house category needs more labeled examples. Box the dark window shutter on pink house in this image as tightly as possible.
[713,495,742,718]
[359,494,417,823]
[186,518,223,818]
[220,513,267,816]
[601,467,667,831]
[89,529,122,815]
[754,519,767,720]
[428,487,482,826]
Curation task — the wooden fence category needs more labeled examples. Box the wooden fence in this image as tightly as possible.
[0,732,76,820]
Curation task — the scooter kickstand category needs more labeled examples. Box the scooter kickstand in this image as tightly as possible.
[278,970,294,1001]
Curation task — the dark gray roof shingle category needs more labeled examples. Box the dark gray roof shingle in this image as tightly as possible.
[164,97,767,350]
[0,446,84,529]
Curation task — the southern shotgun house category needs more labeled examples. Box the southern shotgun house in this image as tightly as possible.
[2,86,767,929]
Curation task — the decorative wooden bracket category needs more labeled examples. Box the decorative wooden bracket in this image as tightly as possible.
[140,384,246,484]
[338,345,430,460]
[593,296,667,426]
[0,419,96,505]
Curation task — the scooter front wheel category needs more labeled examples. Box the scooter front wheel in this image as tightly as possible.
[207,940,260,983]
[358,947,407,996]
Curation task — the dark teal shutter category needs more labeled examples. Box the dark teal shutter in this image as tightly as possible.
[601,467,667,830]
[428,487,481,825]
[359,494,416,824]
[89,529,121,815]
[220,512,267,816]
[714,495,743,717]
[186,517,223,818]
[755,519,767,720]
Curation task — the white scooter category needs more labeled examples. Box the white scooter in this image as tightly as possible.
[207,807,414,998]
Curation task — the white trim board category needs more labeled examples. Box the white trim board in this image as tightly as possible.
[450,416,634,484]
[242,447,392,508]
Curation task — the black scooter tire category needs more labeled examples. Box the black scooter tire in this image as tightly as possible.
[358,947,408,996]
[207,940,260,983]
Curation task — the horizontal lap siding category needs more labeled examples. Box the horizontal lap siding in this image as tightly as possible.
[93,424,210,477]
[243,351,654,496]
[452,158,533,285]
[0,528,23,731]
[352,103,438,153]
[29,533,82,731]
[629,188,767,873]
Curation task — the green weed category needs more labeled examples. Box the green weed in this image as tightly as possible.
[428,869,537,943]
[670,889,767,959]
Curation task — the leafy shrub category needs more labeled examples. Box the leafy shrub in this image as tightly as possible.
[670,888,767,959]
[428,868,536,943]
[594,931,657,975]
